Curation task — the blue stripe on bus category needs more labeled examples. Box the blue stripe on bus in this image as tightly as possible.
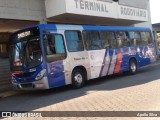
[12,24,58,35]
[99,49,108,77]
[42,24,57,32]
[106,50,114,76]
[82,25,150,31]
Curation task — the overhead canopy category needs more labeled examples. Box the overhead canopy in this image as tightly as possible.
[119,0,147,9]
[97,0,113,3]
[46,0,149,26]
[48,13,145,26]
[0,19,38,32]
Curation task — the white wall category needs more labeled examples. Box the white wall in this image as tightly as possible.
[45,0,149,23]
[134,0,152,29]
[45,0,67,18]
[0,0,46,21]
[0,0,151,27]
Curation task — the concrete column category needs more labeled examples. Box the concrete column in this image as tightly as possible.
[39,19,47,24]
[134,0,152,28]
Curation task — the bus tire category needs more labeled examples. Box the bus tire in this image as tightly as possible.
[129,59,137,74]
[72,68,85,89]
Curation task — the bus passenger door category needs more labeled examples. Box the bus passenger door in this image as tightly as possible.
[44,33,67,88]
[88,50,106,79]
[99,48,118,77]
[99,31,118,76]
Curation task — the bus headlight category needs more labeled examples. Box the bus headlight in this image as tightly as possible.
[35,69,46,80]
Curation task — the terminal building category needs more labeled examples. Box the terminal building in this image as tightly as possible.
[0,0,151,57]
[0,0,152,86]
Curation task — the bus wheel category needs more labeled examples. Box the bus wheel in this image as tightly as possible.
[72,69,85,89]
[129,59,137,74]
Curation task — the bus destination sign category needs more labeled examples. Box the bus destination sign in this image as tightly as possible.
[18,31,31,39]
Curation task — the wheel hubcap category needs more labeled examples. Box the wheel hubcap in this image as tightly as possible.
[74,73,83,84]
[131,62,136,72]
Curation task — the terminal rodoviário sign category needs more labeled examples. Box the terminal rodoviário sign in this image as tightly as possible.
[119,5,148,21]
[66,0,148,21]
[74,0,109,13]
[66,0,116,18]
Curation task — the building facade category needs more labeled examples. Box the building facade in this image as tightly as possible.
[0,0,151,57]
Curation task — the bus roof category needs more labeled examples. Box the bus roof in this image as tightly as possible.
[12,24,151,34]
[82,25,151,31]
[43,24,151,31]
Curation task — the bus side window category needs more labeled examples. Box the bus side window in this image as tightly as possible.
[55,35,66,54]
[116,32,130,48]
[141,32,149,45]
[83,31,102,50]
[145,32,152,44]
[116,32,123,48]
[129,32,141,46]
[100,31,116,49]
[44,34,66,62]
[65,31,84,52]
[129,32,136,46]
[135,32,141,46]
[124,32,130,46]
[141,32,152,45]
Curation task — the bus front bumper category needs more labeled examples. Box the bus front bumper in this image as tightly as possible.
[12,77,49,90]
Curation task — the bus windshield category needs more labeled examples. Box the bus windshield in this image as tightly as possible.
[9,27,42,71]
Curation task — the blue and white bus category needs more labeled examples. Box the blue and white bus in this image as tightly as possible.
[9,24,157,90]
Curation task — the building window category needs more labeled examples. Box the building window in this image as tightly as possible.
[65,31,84,52]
